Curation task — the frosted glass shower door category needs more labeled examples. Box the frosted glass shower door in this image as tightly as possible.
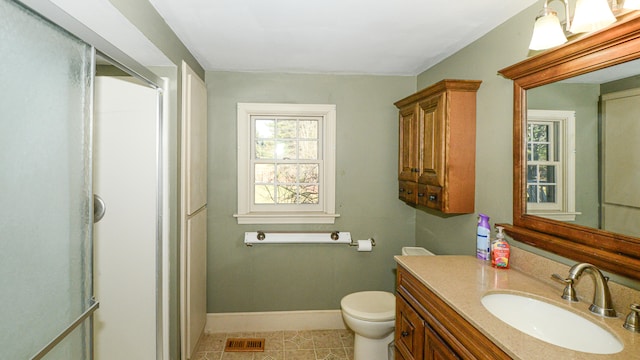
[0,0,95,359]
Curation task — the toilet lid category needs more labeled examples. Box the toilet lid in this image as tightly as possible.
[341,291,395,322]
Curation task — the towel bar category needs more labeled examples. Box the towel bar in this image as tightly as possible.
[244,231,350,245]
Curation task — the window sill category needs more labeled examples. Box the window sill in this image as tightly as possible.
[233,212,340,225]
[527,211,581,222]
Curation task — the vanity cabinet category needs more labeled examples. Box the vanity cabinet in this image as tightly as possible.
[395,80,481,213]
[396,295,458,360]
[395,265,510,360]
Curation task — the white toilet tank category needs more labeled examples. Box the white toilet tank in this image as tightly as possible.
[401,247,435,256]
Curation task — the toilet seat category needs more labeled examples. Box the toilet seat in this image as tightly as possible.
[341,291,395,322]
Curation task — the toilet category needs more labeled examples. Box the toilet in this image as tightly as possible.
[341,247,434,360]
[341,291,395,360]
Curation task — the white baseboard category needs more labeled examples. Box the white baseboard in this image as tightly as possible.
[205,310,347,333]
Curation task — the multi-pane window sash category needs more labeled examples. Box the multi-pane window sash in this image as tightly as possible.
[252,116,322,208]
[235,103,338,224]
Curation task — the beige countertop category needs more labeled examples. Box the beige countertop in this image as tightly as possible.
[395,255,640,360]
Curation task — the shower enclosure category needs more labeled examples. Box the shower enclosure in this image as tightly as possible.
[1,0,170,358]
[0,0,95,358]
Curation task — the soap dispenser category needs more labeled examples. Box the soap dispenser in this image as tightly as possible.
[491,226,510,269]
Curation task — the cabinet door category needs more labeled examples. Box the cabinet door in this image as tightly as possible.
[396,296,425,360]
[185,208,208,358]
[398,105,419,182]
[396,348,409,360]
[417,94,445,187]
[425,324,460,360]
[183,62,208,215]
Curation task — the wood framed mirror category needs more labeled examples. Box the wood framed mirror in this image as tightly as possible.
[498,13,640,280]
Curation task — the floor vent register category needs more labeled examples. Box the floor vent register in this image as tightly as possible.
[224,338,266,352]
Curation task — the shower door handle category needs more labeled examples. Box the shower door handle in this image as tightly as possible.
[94,194,106,223]
[31,298,100,360]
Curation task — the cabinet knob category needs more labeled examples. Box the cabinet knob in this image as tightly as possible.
[399,188,405,193]
[407,190,413,195]
[429,194,437,201]
[401,331,410,337]
[418,193,425,197]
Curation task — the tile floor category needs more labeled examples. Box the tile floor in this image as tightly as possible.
[192,329,355,360]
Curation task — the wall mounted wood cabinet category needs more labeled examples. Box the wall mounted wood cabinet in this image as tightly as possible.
[395,266,510,360]
[395,79,481,213]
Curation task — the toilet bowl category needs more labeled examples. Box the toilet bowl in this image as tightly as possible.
[341,291,396,360]
[341,247,434,360]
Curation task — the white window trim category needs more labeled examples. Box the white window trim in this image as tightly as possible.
[234,103,339,224]
[527,109,581,221]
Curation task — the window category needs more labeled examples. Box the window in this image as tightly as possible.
[526,109,579,221]
[235,103,338,224]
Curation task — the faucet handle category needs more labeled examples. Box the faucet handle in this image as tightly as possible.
[552,273,578,302]
[624,304,640,332]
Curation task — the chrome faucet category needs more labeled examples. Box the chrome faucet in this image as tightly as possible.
[558,263,616,317]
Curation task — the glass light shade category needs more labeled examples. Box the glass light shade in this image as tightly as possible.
[570,0,616,33]
[624,0,640,10]
[529,13,568,50]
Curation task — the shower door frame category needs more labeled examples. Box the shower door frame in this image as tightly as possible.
[16,0,169,359]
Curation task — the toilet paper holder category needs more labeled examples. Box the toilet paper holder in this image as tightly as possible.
[349,238,376,247]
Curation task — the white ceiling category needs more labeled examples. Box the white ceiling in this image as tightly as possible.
[148,0,539,75]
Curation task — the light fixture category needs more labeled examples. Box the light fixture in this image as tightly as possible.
[624,0,640,10]
[529,0,622,50]
[570,0,616,33]
[529,0,570,50]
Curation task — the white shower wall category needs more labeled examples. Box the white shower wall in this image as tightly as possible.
[93,76,159,359]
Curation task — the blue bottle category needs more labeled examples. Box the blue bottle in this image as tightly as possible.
[476,214,491,260]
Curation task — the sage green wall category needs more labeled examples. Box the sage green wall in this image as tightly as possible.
[206,71,416,312]
[602,74,640,93]
[413,3,541,254]
[528,83,600,228]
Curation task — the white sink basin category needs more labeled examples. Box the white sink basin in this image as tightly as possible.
[481,293,623,354]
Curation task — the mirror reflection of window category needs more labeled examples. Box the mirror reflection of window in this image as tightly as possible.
[526,110,580,221]
[527,121,558,204]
